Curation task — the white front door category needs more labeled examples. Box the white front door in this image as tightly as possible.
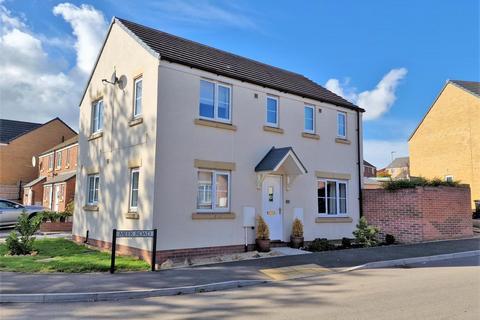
[54,185,61,212]
[262,175,283,241]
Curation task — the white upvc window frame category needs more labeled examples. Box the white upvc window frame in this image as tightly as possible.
[55,151,62,169]
[266,95,279,127]
[304,104,315,133]
[48,154,54,170]
[337,111,347,139]
[199,79,232,123]
[65,148,71,167]
[87,173,100,205]
[196,169,231,213]
[445,175,454,182]
[317,179,348,216]
[91,99,104,134]
[133,76,143,118]
[129,168,140,212]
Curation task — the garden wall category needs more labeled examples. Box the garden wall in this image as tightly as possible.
[363,186,473,243]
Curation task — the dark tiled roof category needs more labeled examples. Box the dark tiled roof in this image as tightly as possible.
[386,157,409,169]
[255,147,307,173]
[0,119,42,144]
[44,172,76,185]
[116,18,363,112]
[363,160,376,168]
[39,135,78,156]
[450,80,480,97]
[24,176,46,188]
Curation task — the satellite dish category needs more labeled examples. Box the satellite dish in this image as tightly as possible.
[32,156,36,167]
[118,75,127,90]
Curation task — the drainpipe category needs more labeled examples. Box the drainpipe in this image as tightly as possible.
[356,110,363,218]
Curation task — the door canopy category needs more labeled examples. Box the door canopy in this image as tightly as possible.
[255,147,307,190]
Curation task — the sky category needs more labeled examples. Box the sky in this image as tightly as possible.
[1,0,478,167]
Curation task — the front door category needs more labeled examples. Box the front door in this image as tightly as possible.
[54,185,61,212]
[262,175,283,241]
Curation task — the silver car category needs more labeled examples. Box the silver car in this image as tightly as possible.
[0,199,45,227]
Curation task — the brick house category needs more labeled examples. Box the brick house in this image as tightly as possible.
[23,135,78,212]
[409,80,479,210]
[385,157,410,179]
[363,160,377,177]
[0,118,76,201]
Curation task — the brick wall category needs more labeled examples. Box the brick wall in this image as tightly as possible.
[363,186,473,243]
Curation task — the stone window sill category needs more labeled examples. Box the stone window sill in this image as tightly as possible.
[192,212,236,220]
[194,118,237,131]
[302,132,320,140]
[315,216,353,223]
[263,125,284,134]
[129,117,143,127]
[83,205,99,212]
[335,138,351,145]
[88,132,103,141]
[126,212,139,219]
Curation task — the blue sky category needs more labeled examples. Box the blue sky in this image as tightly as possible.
[1,0,479,167]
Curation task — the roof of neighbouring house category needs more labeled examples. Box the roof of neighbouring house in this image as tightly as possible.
[24,176,47,188]
[112,18,363,112]
[255,147,307,173]
[39,135,79,156]
[43,172,76,185]
[0,119,42,144]
[363,160,376,168]
[450,80,480,97]
[386,157,410,169]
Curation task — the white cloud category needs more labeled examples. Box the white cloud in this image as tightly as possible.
[153,0,258,30]
[0,3,107,129]
[325,68,407,121]
[363,139,409,168]
[53,3,107,74]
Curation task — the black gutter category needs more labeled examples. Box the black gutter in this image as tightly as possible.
[356,110,363,217]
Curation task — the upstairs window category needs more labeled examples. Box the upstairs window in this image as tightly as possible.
[337,112,347,138]
[87,174,100,205]
[66,148,71,167]
[56,151,62,168]
[133,77,142,117]
[91,99,104,134]
[48,154,54,170]
[318,180,347,215]
[266,96,279,127]
[199,80,231,122]
[445,175,454,183]
[304,105,315,133]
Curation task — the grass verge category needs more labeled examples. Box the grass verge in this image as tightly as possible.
[0,238,150,273]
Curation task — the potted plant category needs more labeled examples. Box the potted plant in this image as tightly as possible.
[255,215,270,252]
[290,218,304,248]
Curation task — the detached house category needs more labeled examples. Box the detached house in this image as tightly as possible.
[24,136,78,211]
[73,18,365,262]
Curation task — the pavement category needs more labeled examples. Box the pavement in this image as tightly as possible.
[2,256,479,319]
[1,237,479,300]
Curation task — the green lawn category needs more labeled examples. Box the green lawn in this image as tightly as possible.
[0,238,150,273]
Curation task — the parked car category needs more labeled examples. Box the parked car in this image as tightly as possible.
[0,199,45,227]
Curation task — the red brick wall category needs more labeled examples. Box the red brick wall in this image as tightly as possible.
[363,186,473,243]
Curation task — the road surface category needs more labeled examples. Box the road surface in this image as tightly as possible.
[2,256,479,320]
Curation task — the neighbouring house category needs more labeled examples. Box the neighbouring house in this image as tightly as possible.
[384,157,410,180]
[73,18,365,263]
[363,160,377,178]
[0,118,77,202]
[24,136,79,212]
[409,80,479,211]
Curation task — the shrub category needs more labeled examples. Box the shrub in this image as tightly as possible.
[383,177,460,191]
[307,238,334,252]
[6,211,42,255]
[291,218,303,238]
[341,237,352,248]
[256,216,269,240]
[353,217,379,247]
[385,234,396,245]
